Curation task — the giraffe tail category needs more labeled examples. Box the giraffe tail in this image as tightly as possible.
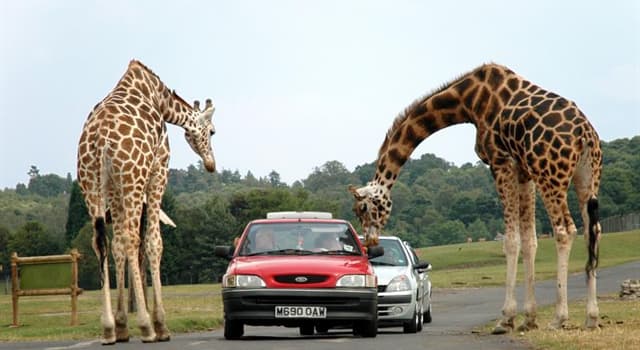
[93,216,108,283]
[586,197,600,276]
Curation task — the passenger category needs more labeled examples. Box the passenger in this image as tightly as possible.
[313,235,342,251]
[255,228,275,251]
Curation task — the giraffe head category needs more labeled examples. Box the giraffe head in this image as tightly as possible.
[348,182,392,247]
[185,99,216,172]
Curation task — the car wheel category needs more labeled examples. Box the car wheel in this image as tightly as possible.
[315,324,329,333]
[423,303,432,324]
[224,320,244,339]
[299,324,314,336]
[403,307,419,333]
[417,305,423,332]
[353,318,377,338]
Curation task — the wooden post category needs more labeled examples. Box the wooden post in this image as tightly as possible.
[10,250,83,327]
[11,252,19,327]
[70,249,80,326]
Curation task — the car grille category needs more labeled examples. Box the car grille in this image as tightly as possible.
[274,275,328,284]
[247,295,360,306]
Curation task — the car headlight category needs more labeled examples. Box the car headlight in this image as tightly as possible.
[336,274,376,288]
[386,275,411,292]
[222,274,266,288]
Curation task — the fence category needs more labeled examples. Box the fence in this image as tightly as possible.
[11,249,83,326]
[601,212,640,233]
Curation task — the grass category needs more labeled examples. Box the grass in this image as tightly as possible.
[0,230,638,347]
[0,284,223,342]
[474,294,640,350]
[415,230,640,288]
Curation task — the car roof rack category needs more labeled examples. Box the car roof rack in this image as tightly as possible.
[266,211,333,219]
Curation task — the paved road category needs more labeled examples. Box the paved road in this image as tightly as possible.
[2,261,638,350]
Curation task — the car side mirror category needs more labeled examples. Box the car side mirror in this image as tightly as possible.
[215,245,234,260]
[367,245,384,259]
[415,261,432,271]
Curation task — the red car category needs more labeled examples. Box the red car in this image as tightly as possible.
[215,211,384,339]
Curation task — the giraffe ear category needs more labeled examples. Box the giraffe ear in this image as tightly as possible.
[348,185,365,200]
[200,99,215,120]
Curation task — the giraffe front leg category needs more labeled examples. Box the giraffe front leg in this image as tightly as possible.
[147,231,170,341]
[493,229,519,334]
[548,224,575,330]
[127,248,156,342]
[517,180,538,332]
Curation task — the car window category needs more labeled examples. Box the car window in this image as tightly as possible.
[369,239,408,266]
[238,222,361,256]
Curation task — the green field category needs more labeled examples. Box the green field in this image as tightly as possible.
[415,230,640,288]
[0,230,638,346]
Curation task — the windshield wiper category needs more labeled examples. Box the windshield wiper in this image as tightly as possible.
[247,249,314,256]
[315,250,360,256]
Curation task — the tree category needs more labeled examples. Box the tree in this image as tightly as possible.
[427,220,467,246]
[0,225,10,276]
[65,181,89,244]
[71,222,102,290]
[8,221,62,257]
[467,219,491,241]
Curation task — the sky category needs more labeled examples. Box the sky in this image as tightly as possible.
[1,1,639,189]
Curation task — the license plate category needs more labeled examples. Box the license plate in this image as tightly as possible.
[274,305,327,318]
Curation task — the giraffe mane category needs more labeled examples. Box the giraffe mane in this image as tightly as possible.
[129,59,162,81]
[129,60,193,110]
[171,90,193,109]
[376,63,492,158]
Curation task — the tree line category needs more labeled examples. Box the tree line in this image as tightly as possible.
[1,136,638,289]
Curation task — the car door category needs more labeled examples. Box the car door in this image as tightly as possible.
[406,242,428,309]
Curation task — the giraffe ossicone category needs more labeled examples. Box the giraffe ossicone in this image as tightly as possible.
[77,59,216,344]
[350,63,602,333]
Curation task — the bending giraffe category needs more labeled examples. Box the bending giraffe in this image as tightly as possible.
[77,60,216,344]
[349,63,602,333]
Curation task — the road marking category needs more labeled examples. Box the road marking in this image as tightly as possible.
[45,340,101,350]
[189,340,207,346]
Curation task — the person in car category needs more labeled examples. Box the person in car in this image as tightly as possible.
[313,234,342,251]
[255,228,275,251]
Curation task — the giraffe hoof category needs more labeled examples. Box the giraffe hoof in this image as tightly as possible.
[516,322,538,332]
[584,317,599,330]
[492,320,514,335]
[157,334,171,342]
[491,326,509,335]
[101,337,116,346]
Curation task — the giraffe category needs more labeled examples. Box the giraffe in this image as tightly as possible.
[77,60,216,344]
[349,63,602,334]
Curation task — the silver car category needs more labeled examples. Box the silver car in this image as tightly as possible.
[369,236,432,333]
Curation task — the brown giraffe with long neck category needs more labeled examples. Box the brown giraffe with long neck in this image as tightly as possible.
[77,60,216,344]
[349,63,602,333]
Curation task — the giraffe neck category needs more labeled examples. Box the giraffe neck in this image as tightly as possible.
[122,60,196,129]
[373,64,516,189]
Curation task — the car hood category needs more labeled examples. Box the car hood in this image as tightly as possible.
[229,255,374,277]
[372,265,411,285]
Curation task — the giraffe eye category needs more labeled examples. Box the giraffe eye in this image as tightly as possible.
[360,203,368,212]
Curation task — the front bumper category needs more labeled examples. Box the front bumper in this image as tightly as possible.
[222,288,377,327]
[377,291,415,323]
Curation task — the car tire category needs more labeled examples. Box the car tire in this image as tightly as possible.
[315,325,329,333]
[299,324,314,336]
[417,305,423,332]
[403,307,419,333]
[224,320,244,339]
[353,318,377,338]
[423,303,432,324]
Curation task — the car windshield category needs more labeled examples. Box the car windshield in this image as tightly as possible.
[369,239,408,266]
[238,222,362,256]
